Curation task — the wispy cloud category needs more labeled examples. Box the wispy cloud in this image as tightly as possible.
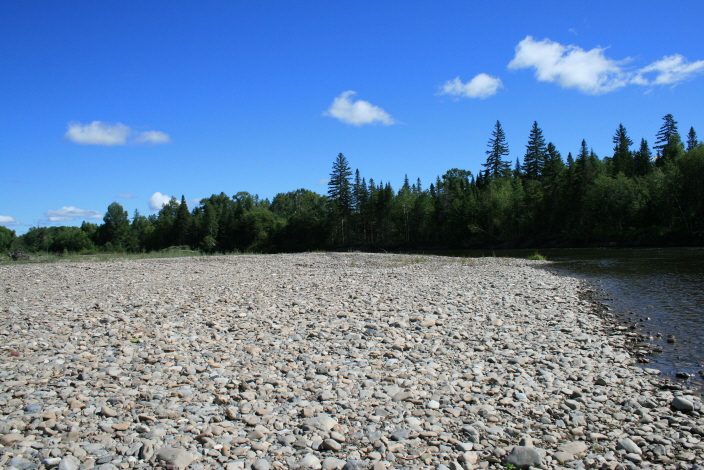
[508,36,704,94]
[324,91,396,126]
[44,206,101,222]
[134,130,171,145]
[316,178,330,185]
[64,121,171,146]
[0,215,21,226]
[633,54,704,86]
[148,192,173,211]
[116,193,136,199]
[439,73,503,99]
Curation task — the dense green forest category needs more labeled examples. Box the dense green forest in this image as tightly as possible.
[3,114,704,255]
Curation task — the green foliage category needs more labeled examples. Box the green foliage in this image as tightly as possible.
[655,114,683,166]
[100,202,130,250]
[15,113,702,255]
[523,121,547,180]
[527,252,546,261]
[0,226,16,252]
[483,120,511,178]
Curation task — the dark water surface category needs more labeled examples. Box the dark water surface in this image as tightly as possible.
[432,247,704,390]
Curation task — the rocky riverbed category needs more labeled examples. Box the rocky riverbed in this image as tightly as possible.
[0,253,702,470]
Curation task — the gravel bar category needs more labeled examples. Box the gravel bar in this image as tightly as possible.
[0,253,702,470]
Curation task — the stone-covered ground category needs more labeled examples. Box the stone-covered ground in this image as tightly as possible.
[0,253,702,470]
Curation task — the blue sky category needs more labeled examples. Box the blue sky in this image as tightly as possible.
[2,1,703,234]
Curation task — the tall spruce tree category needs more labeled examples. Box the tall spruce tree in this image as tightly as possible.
[687,127,699,151]
[175,195,191,246]
[523,121,548,180]
[634,138,653,176]
[483,120,510,178]
[612,123,633,176]
[328,153,353,214]
[654,114,682,166]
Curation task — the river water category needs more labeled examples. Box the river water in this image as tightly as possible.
[434,247,704,390]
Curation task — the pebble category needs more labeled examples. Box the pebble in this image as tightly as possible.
[0,253,701,470]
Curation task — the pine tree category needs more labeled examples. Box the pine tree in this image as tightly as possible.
[175,195,191,246]
[328,153,353,214]
[523,121,548,180]
[612,123,633,176]
[633,138,653,176]
[654,114,682,166]
[483,120,510,178]
[687,127,699,151]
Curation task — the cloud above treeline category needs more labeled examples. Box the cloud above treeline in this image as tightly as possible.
[0,215,21,226]
[508,36,704,95]
[439,36,704,99]
[116,193,136,199]
[64,121,171,146]
[439,73,503,99]
[324,91,396,126]
[44,206,102,222]
[148,192,173,212]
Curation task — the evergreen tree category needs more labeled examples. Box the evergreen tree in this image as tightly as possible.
[612,123,633,176]
[687,127,699,151]
[327,153,353,244]
[483,120,510,178]
[654,114,681,166]
[328,153,353,214]
[633,138,653,176]
[175,195,191,246]
[523,121,548,180]
[513,158,522,178]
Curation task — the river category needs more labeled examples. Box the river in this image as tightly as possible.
[430,247,704,391]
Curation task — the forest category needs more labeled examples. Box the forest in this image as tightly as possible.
[3,114,704,255]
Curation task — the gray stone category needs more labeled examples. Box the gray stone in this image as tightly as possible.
[558,441,588,455]
[155,446,194,469]
[252,458,271,470]
[617,438,642,455]
[58,456,80,470]
[322,457,347,470]
[342,460,367,470]
[505,446,542,468]
[672,396,695,411]
[299,453,322,468]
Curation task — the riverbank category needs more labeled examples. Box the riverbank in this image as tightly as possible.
[0,253,702,470]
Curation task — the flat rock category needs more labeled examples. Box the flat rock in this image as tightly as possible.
[505,446,542,468]
[155,446,194,469]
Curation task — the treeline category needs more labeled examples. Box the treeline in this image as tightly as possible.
[3,114,704,255]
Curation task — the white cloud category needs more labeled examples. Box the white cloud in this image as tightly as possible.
[44,206,101,222]
[149,192,173,212]
[65,121,131,145]
[135,130,171,145]
[64,121,171,146]
[190,198,202,207]
[316,178,330,185]
[116,193,136,199]
[633,54,704,86]
[508,36,627,95]
[324,91,396,126]
[0,215,21,226]
[508,36,704,94]
[439,73,503,99]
